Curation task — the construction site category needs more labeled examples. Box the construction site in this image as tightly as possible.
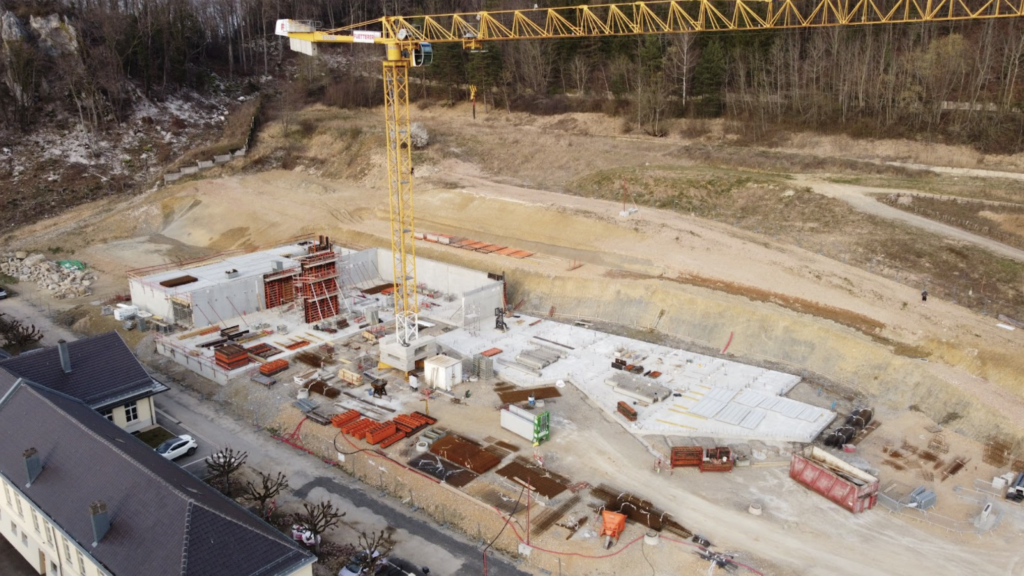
[38,182,1022,576]
[7,3,1024,576]
[118,231,852,572]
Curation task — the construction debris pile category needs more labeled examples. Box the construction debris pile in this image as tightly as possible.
[1,253,96,299]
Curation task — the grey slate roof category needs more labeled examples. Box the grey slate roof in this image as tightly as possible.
[0,380,316,576]
[0,367,17,391]
[0,332,168,409]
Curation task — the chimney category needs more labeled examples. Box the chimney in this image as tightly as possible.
[58,340,71,374]
[24,448,41,487]
[89,501,110,547]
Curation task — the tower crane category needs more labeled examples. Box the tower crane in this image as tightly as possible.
[277,0,1024,370]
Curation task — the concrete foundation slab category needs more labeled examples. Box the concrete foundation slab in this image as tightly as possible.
[436,316,835,443]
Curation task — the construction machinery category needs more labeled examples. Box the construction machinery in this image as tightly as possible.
[277,1,1024,369]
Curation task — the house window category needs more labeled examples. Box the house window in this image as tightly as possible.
[50,561,59,574]
[3,482,10,505]
[63,537,73,567]
[124,401,138,423]
[21,532,28,547]
[9,522,15,535]
[31,509,39,533]
[77,549,86,575]
[101,409,113,422]
[45,523,54,546]
[15,495,23,517]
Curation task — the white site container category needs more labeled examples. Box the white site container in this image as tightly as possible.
[500,407,535,442]
[424,355,463,391]
[114,305,139,321]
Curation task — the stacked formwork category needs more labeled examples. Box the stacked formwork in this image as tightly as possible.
[214,344,249,371]
[475,355,495,379]
[294,237,340,324]
[263,266,299,309]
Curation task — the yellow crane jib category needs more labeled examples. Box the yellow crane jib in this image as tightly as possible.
[277,0,1024,362]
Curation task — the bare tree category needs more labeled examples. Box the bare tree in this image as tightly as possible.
[243,471,288,518]
[0,313,43,351]
[298,500,345,554]
[569,55,592,95]
[205,447,248,495]
[354,529,396,574]
[664,34,698,105]
[636,73,671,136]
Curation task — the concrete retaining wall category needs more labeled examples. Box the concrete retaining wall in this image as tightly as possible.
[156,340,228,385]
[163,148,247,184]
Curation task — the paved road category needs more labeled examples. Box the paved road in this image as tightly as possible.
[797,176,1024,263]
[155,387,530,576]
[293,477,528,576]
[153,403,220,477]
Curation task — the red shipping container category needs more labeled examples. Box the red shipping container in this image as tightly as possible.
[790,447,879,513]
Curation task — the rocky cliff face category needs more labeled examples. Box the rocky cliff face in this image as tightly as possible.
[1,8,29,105]
[1,8,87,108]
[29,14,78,56]
[0,7,239,234]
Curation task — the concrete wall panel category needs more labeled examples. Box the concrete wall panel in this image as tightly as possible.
[129,279,175,320]
[188,277,262,327]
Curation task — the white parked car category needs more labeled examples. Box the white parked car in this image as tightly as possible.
[156,435,198,460]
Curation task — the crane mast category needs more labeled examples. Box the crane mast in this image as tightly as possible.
[382,58,418,348]
[278,0,1024,370]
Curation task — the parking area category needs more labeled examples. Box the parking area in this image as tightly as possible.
[151,406,216,478]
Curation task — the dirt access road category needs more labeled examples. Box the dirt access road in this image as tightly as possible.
[795,175,1024,262]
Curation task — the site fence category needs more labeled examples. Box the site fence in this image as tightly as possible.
[877,482,1003,536]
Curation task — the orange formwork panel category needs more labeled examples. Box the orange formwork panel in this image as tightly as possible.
[342,418,373,436]
[495,247,519,256]
[332,410,361,428]
[509,250,534,259]
[379,431,406,448]
[366,422,398,445]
